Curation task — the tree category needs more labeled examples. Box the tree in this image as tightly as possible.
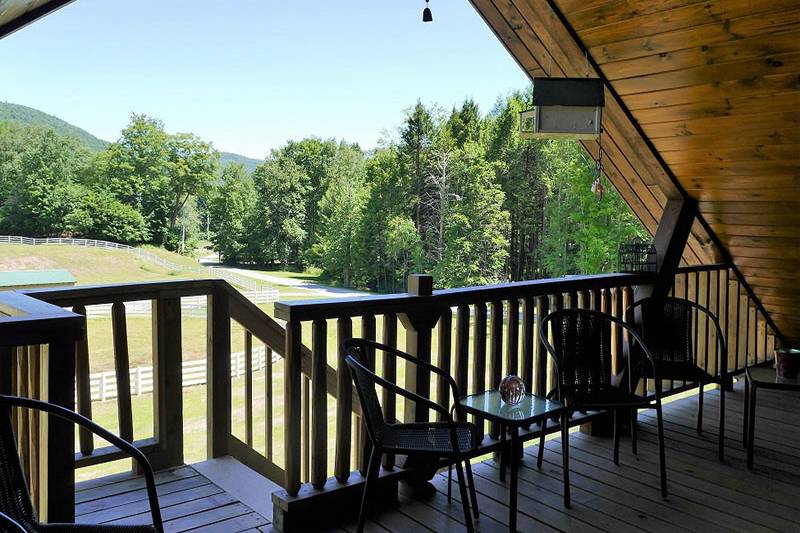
[313,144,367,286]
[209,163,256,262]
[250,158,307,266]
[399,101,435,233]
[65,189,149,244]
[0,128,88,236]
[166,133,219,229]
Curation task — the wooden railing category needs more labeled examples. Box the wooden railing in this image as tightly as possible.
[3,266,779,525]
[12,278,338,521]
[274,265,779,505]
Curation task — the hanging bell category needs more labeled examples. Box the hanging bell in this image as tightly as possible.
[591,177,605,199]
[423,0,433,22]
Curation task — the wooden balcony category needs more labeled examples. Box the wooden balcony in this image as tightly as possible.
[0,264,783,531]
[72,382,800,532]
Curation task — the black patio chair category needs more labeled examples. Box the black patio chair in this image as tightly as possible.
[540,309,667,508]
[626,297,728,460]
[0,394,163,533]
[343,338,480,533]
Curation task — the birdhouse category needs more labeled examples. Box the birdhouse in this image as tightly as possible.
[519,78,604,139]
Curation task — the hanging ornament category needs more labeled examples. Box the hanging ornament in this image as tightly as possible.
[422,0,433,22]
[591,176,605,199]
[592,124,605,199]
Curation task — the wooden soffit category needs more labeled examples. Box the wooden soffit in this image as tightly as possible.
[0,0,73,40]
[471,0,800,343]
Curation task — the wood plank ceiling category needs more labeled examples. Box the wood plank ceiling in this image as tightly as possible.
[471,0,800,343]
[0,0,72,39]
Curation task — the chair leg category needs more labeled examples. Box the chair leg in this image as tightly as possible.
[613,408,621,465]
[561,414,571,508]
[696,382,704,434]
[656,405,668,499]
[357,447,382,533]
[537,417,547,469]
[447,464,452,503]
[464,460,480,519]
[718,377,726,462]
[454,459,475,533]
[631,407,638,456]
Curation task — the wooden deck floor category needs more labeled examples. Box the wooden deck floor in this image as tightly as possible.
[77,381,800,532]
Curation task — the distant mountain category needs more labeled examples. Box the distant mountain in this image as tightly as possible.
[0,101,108,151]
[220,152,262,173]
[0,101,263,172]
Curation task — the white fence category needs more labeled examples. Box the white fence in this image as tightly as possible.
[83,291,278,318]
[0,234,271,293]
[87,346,278,402]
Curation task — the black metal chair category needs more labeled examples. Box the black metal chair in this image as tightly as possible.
[0,395,163,533]
[626,297,728,460]
[540,309,667,508]
[342,338,480,533]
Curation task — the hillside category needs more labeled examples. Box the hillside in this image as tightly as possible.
[0,101,108,151]
[0,101,262,171]
[221,152,262,173]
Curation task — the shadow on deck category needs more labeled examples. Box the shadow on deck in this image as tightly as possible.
[77,381,800,532]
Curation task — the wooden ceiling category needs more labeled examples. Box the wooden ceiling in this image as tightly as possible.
[0,0,72,39]
[471,0,800,343]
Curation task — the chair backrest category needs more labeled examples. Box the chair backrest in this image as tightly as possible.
[540,309,615,404]
[0,407,35,529]
[344,354,387,446]
[627,297,695,365]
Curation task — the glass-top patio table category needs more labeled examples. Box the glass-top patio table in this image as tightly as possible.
[459,391,565,532]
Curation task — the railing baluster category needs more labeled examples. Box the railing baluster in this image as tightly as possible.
[359,314,376,475]
[734,278,742,371]
[521,297,535,389]
[206,291,227,464]
[334,317,352,483]
[244,331,253,447]
[703,271,711,376]
[111,302,133,443]
[266,346,273,460]
[489,301,503,439]
[745,295,751,366]
[302,375,310,483]
[311,319,327,488]
[534,296,548,396]
[506,298,519,376]
[73,304,93,455]
[454,306,470,399]
[437,309,452,420]
[753,305,759,364]
[472,303,487,435]
[382,313,397,470]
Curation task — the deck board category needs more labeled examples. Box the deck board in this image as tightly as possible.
[76,383,800,532]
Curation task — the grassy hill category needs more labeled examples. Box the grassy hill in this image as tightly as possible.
[0,101,263,171]
[220,151,262,173]
[0,101,108,151]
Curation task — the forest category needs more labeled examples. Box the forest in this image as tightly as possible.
[0,92,646,290]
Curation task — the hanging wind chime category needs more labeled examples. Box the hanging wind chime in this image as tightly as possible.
[591,129,605,199]
[422,0,433,22]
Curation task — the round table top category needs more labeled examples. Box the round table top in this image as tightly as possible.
[746,366,800,390]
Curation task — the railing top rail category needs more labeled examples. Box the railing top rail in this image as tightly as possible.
[22,279,221,306]
[274,272,654,322]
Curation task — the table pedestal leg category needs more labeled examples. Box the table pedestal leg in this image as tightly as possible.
[509,425,519,532]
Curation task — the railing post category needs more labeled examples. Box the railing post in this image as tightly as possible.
[398,274,440,423]
[111,302,134,443]
[152,296,184,469]
[207,287,230,460]
[284,318,302,496]
[42,339,76,523]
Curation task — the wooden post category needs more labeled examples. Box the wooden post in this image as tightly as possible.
[73,305,93,455]
[334,317,352,482]
[152,296,184,470]
[382,313,397,470]
[206,290,229,461]
[284,318,303,496]
[398,275,440,423]
[311,319,327,489]
[111,302,134,443]
[42,340,76,523]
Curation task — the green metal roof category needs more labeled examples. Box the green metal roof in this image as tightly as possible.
[0,269,76,288]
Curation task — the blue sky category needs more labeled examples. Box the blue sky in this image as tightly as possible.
[0,0,528,159]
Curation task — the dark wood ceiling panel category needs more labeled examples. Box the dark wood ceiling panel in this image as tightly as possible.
[474,0,800,343]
